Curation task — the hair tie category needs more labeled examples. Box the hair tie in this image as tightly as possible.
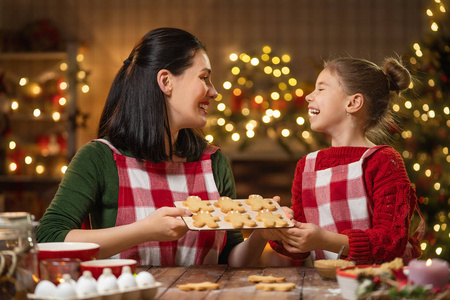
[123,58,132,65]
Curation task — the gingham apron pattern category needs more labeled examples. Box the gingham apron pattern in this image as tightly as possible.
[96,139,226,266]
[302,146,386,261]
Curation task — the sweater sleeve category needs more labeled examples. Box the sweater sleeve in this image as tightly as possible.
[36,141,118,242]
[269,157,310,261]
[342,147,417,264]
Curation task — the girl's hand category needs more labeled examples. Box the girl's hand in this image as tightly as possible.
[138,207,191,242]
[279,221,326,253]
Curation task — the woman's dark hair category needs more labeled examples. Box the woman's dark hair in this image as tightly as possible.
[325,56,411,144]
[97,27,207,162]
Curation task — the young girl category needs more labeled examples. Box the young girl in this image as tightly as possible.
[269,57,425,264]
[36,28,270,267]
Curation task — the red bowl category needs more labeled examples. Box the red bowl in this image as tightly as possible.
[80,259,137,279]
[37,242,100,262]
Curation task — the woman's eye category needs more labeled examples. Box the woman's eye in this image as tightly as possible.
[201,76,209,81]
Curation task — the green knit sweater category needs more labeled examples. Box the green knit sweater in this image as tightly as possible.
[36,140,243,263]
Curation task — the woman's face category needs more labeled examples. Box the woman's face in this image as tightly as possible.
[165,50,218,133]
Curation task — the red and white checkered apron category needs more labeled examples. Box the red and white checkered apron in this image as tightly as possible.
[302,146,386,260]
[96,139,226,266]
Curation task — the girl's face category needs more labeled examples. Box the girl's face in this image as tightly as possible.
[166,50,217,133]
[305,68,351,136]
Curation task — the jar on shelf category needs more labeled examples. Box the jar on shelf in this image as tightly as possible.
[0,212,39,300]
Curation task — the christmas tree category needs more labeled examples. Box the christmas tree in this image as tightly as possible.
[394,0,449,262]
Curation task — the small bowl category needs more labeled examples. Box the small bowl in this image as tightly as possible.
[80,259,137,279]
[336,265,377,300]
[314,259,355,279]
[37,242,100,262]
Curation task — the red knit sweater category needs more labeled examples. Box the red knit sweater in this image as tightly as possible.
[269,146,421,264]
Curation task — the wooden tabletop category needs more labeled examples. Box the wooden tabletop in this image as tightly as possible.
[137,265,345,299]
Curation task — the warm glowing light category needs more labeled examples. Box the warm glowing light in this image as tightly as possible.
[410,57,417,64]
[281,67,290,75]
[262,115,271,123]
[393,104,400,112]
[416,49,423,57]
[32,85,41,95]
[423,104,429,111]
[60,62,68,71]
[217,118,225,126]
[254,95,263,104]
[426,258,432,266]
[19,78,28,86]
[420,243,427,250]
[61,166,68,174]
[265,109,273,117]
[428,79,435,87]
[231,133,240,141]
[431,22,438,31]
[225,124,234,132]
[261,54,270,61]
[425,169,432,177]
[59,82,68,90]
[11,101,19,110]
[25,156,32,164]
[284,93,292,101]
[59,97,67,106]
[444,107,450,114]
[426,9,433,16]
[264,66,273,74]
[271,92,280,100]
[281,54,291,63]
[281,129,290,137]
[302,131,310,139]
[223,81,232,89]
[279,83,287,91]
[295,89,304,97]
[262,46,272,54]
[296,117,305,125]
[250,58,259,66]
[33,109,41,117]
[217,103,226,111]
[436,247,443,255]
[231,67,240,75]
[246,130,255,138]
[272,57,280,64]
[241,54,251,63]
[440,5,446,12]
[434,182,440,190]
[36,165,45,174]
[413,43,421,50]
[242,108,250,116]
[273,69,281,77]
[413,163,420,171]
[77,71,86,79]
[52,112,61,121]
[233,88,242,96]
[205,135,213,143]
[273,110,281,118]
[229,53,238,61]
[428,110,435,118]
[77,54,84,62]
[216,94,222,101]
[405,101,412,109]
[289,78,297,86]
[81,85,89,93]
[9,141,16,150]
[9,163,17,172]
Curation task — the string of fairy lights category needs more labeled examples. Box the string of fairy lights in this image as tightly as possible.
[398,0,449,258]
[4,52,90,177]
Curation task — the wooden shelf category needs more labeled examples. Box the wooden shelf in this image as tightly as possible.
[0,52,67,61]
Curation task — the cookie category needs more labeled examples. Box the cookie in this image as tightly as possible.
[248,275,286,283]
[245,194,276,211]
[214,196,246,213]
[192,211,220,228]
[255,282,296,291]
[178,281,220,291]
[255,211,288,228]
[223,211,256,228]
[182,196,214,213]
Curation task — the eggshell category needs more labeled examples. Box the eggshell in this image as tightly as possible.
[117,266,137,290]
[34,280,57,298]
[54,280,77,299]
[76,270,98,297]
[97,268,119,294]
[136,271,156,287]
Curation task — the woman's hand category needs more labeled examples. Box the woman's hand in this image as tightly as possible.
[137,207,191,242]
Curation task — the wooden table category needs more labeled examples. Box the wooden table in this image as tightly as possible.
[137,265,345,299]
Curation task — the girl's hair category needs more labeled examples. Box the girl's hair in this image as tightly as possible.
[97,27,207,162]
[324,56,411,144]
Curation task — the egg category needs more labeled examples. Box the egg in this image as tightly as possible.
[135,271,156,287]
[34,280,57,298]
[97,267,119,294]
[117,266,137,290]
[76,270,98,297]
[54,280,77,299]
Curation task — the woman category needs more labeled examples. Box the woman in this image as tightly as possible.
[37,27,270,267]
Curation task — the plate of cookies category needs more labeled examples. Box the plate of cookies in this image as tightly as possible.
[174,194,294,230]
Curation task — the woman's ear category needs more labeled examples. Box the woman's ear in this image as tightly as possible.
[157,69,172,96]
[346,93,364,114]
